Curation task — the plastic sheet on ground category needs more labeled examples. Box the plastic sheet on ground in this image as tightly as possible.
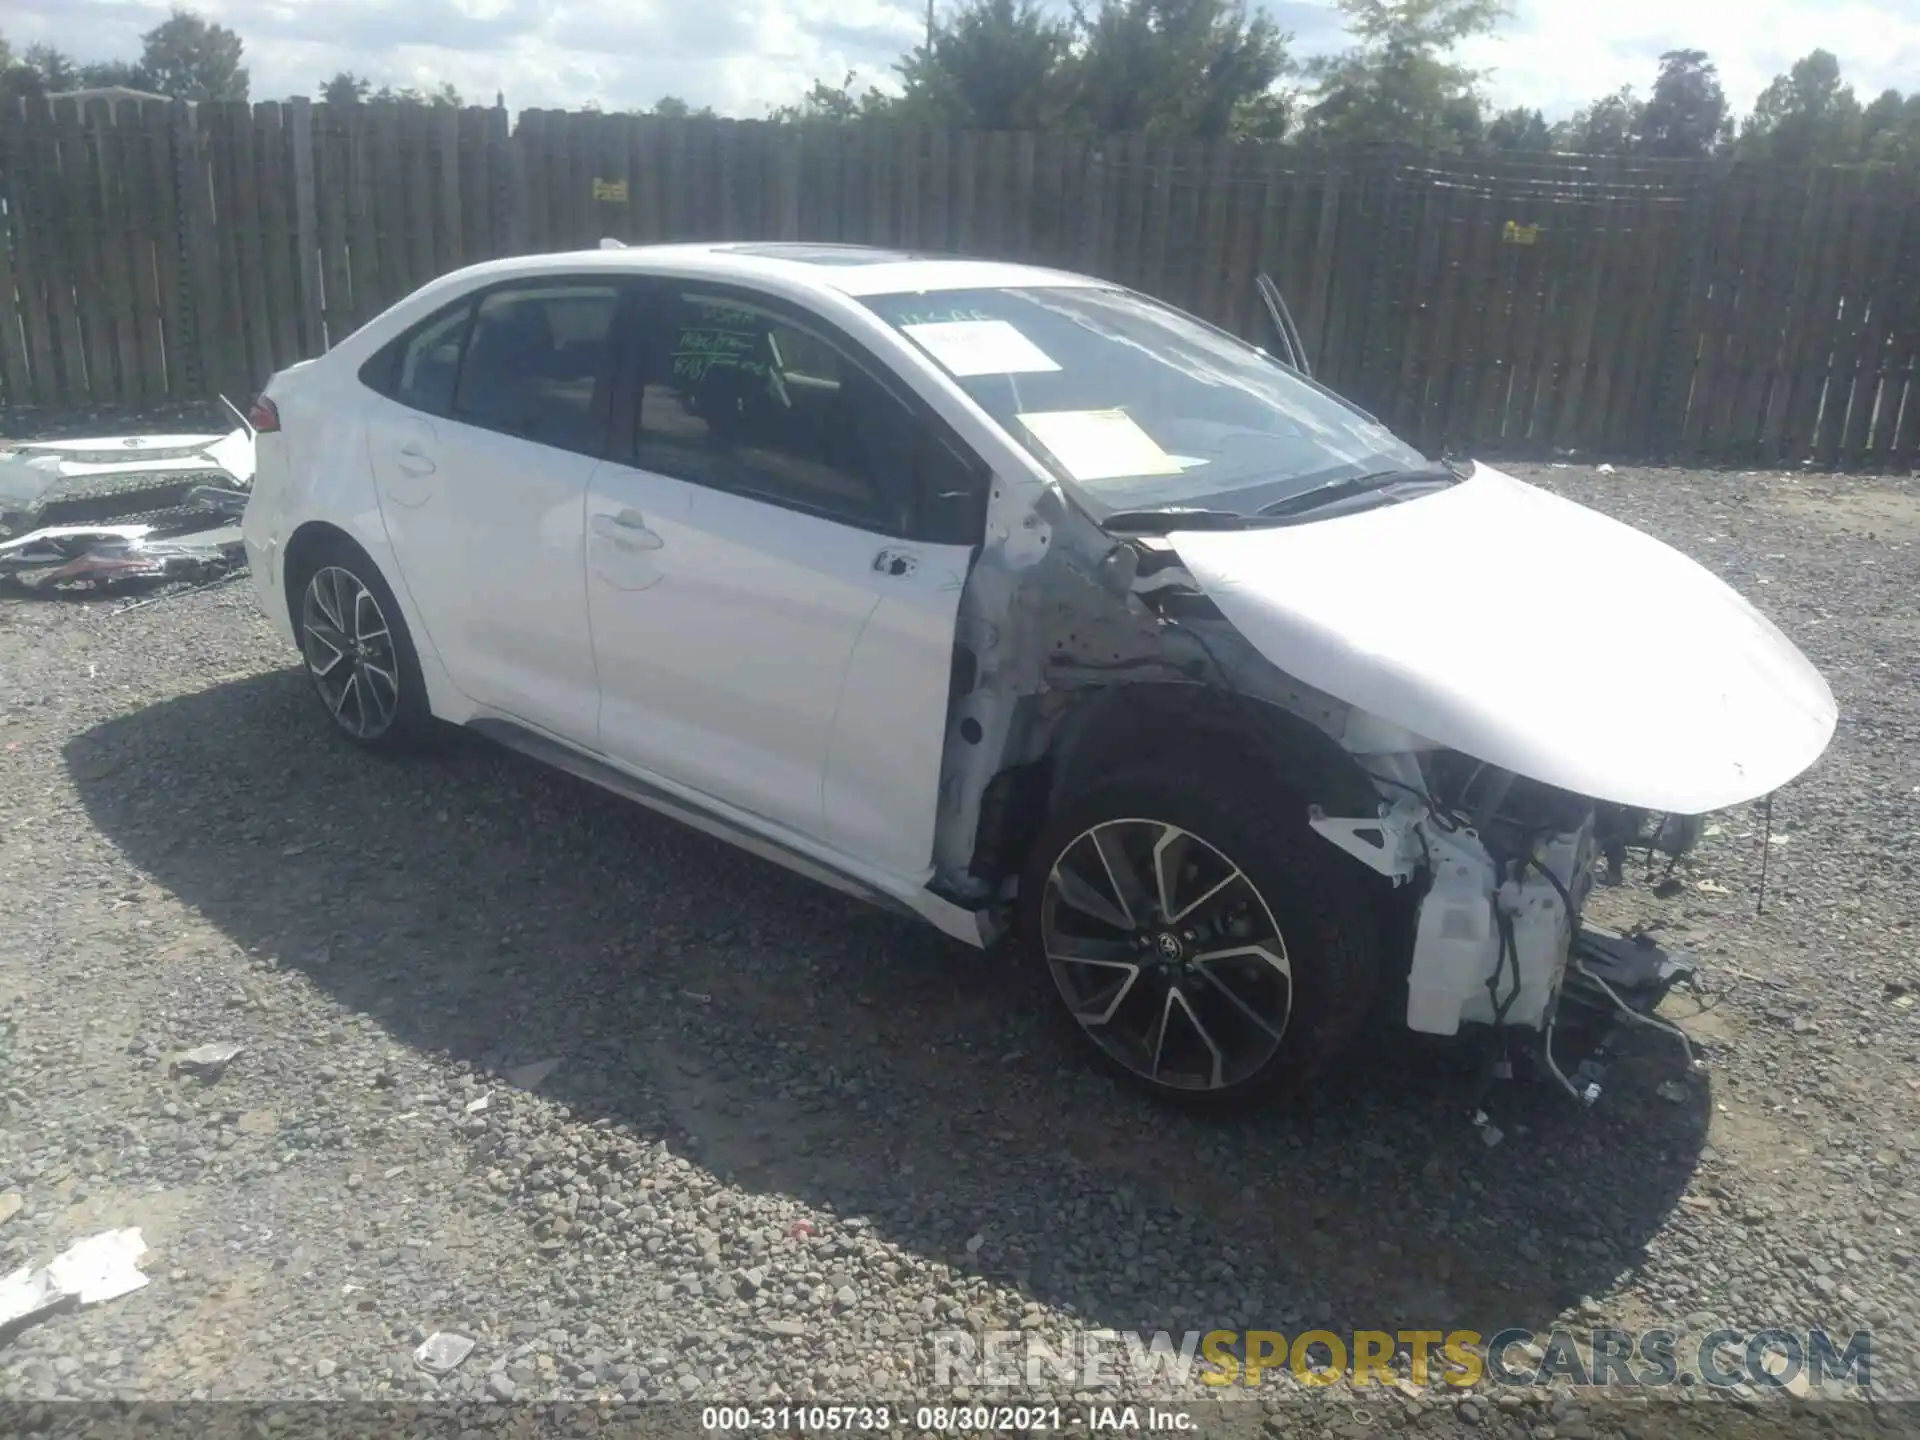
[0,523,244,593]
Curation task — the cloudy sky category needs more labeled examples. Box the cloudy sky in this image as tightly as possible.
[10,0,1920,121]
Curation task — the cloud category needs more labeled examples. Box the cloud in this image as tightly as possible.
[8,0,1920,120]
[1456,1,1920,119]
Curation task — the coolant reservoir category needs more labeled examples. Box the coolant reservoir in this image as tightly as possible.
[1406,832,1496,1035]
[1405,827,1584,1035]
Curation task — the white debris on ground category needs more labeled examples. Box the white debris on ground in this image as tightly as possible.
[412,1331,475,1374]
[169,1042,245,1080]
[0,1230,149,1340]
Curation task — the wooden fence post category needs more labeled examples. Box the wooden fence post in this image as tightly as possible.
[289,98,324,356]
[492,103,516,257]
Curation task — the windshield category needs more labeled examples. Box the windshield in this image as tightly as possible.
[861,286,1427,512]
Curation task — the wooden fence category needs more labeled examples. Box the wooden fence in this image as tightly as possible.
[3,97,1919,468]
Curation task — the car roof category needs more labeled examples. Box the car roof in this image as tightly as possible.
[433,241,1109,300]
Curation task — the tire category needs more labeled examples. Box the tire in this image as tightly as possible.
[1017,760,1382,1106]
[288,537,434,752]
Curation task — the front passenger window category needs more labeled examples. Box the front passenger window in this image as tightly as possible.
[451,285,620,455]
[631,290,919,534]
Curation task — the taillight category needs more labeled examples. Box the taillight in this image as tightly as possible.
[248,395,281,433]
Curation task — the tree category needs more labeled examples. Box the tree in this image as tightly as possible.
[1486,104,1550,152]
[896,0,1072,129]
[1553,85,1641,154]
[767,72,894,123]
[1861,87,1920,164]
[1231,89,1292,140]
[0,38,96,107]
[1738,50,1861,164]
[321,71,371,106]
[1638,49,1727,157]
[139,7,248,102]
[77,59,154,90]
[371,81,461,106]
[1302,0,1508,152]
[1069,0,1293,139]
[650,95,715,119]
[23,44,77,92]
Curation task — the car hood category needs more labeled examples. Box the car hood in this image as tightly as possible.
[1168,464,1837,814]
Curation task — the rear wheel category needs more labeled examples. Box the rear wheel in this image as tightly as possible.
[1018,762,1382,1104]
[290,539,432,751]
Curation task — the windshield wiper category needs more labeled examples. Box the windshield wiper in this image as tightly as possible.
[1099,508,1260,535]
[1255,462,1465,518]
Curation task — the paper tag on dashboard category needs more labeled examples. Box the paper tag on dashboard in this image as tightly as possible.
[1016,409,1183,481]
[903,320,1061,377]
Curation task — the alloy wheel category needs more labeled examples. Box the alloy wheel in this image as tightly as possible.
[1041,818,1292,1092]
[301,566,399,740]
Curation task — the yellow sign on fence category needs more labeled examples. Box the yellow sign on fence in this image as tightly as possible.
[1502,220,1541,245]
[593,178,629,203]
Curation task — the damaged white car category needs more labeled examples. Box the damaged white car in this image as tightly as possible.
[240,243,1837,1104]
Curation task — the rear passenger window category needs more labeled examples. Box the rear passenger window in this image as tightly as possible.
[393,304,471,414]
[451,285,620,455]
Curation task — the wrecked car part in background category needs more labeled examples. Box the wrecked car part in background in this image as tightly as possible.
[0,420,256,599]
[0,426,255,538]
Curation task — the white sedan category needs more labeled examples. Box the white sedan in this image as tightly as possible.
[240,242,1836,1105]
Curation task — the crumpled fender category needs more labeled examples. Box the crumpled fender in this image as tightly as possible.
[1168,464,1837,814]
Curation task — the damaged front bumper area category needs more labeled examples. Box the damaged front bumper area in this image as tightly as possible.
[1311,755,1706,1100]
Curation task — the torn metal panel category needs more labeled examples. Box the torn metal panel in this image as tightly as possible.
[932,482,1187,891]
[929,474,1369,903]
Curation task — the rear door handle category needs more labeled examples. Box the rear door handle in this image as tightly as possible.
[592,511,664,550]
[395,441,436,477]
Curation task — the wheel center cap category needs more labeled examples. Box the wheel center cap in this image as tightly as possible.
[1153,931,1185,964]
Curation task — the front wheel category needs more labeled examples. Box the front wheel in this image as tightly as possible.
[1018,762,1383,1105]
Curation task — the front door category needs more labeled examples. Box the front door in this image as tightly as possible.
[585,281,985,874]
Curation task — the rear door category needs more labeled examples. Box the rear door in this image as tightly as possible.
[585,280,990,872]
[365,278,625,742]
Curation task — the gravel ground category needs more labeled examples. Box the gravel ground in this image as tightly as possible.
[0,444,1914,1436]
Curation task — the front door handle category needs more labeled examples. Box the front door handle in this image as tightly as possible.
[592,511,664,550]
[395,441,436,477]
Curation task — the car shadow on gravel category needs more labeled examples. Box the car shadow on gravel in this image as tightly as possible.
[68,670,1711,1341]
